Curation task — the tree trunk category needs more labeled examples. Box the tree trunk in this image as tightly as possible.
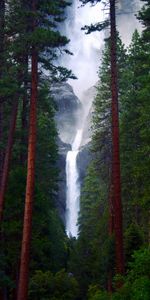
[108,183,114,292]
[108,183,114,236]
[20,55,29,165]
[0,0,5,185]
[17,14,38,297]
[110,0,124,275]
[0,104,4,186]
[0,99,18,223]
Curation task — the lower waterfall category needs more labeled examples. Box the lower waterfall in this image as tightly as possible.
[66,129,83,237]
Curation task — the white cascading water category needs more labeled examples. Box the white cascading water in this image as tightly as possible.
[66,129,83,237]
[64,0,141,237]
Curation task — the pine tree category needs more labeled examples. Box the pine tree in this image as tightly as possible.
[17,3,38,298]
[73,35,127,296]
[80,0,124,277]
[110,0,124,276]
[17,0,72,298]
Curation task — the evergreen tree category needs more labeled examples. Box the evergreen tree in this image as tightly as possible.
[80,0,124,277]
[0,0,5,184]
[70,35,127,298]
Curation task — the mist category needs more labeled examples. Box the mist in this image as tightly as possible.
[117,0,142,45]
[62,0,105,99]
[62,0,142,100]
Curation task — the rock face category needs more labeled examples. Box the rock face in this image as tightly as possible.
[51,82,81,145]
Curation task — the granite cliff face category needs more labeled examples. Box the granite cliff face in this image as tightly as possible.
[51,83,81,145]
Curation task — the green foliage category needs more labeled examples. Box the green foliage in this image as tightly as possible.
[120,29,150,233]
[80,0,103,5]
[86,248,150,300]
[29,270,54,300]
[29,269,79,300]
[112,248,150,300]
[124,223,144,263]
[128,247,150,278]
[88,285,110,300]
[82,20,109,34]
[138,0,150,41]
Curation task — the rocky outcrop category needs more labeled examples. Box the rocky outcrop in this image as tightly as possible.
[51,82,82,145]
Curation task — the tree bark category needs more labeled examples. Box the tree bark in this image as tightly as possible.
[107,183,114,292]
[0,99,18,223]
[20,55,29,165]
[0,0,5,186]
[0,104,4,186]
[17,4,38,294]
[110,0,124,275]
[108,183,114,236]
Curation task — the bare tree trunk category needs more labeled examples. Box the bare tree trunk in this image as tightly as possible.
[0,0,5,185]
[0,99,18,223]
[17,0,38,293]
[0,104,4,186]
[17,46,38,300]
[110,0,124,275]
[108,184,114,236]
[20,55,29,165]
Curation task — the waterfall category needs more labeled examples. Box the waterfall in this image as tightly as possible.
[64,1,104,237]
[66,129,83,237]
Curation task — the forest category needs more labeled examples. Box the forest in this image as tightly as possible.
[0,0,150,299]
